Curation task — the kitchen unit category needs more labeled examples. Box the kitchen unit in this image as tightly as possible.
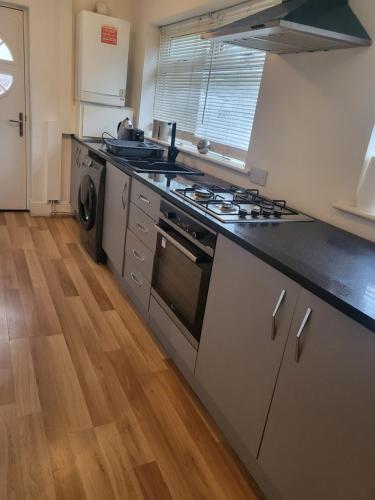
[71,138,375,500]
[150,199,217,379]
[195,235,300,459]
[195,235,375,500]
[258,289,375,500]
[124,179,161,320]
[102,161,130,275]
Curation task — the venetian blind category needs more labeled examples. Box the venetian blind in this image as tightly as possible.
[153,0,280,160]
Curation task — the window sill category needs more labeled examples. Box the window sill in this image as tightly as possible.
[146,136,250,174]
[333,201,375,222]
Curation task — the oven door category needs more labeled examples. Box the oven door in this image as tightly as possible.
[152,222,212,345]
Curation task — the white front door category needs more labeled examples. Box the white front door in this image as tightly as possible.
[0,6,26,210]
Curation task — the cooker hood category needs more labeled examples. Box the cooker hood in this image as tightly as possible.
[202,0,372,54]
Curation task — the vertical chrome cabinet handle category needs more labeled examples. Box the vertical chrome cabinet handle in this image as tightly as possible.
[295,308,312,362]
[132,249,145,263]
[138,194,150,205]
[130,273,143,287]
[121,182,127,209]
[271,289,286,340]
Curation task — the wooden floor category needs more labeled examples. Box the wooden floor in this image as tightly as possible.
[0,212,262,500]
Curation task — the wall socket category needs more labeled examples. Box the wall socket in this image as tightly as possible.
[249,167,268,187]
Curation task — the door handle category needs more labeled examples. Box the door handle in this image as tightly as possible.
[295,308,312,362]
[271,289,286,340]
[9,112,24,137]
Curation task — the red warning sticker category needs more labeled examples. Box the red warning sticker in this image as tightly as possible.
[101,25,118,45]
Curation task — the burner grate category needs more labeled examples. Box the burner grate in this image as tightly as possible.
[171,182,312,223]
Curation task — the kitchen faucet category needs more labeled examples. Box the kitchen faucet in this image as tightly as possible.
[167,122,179,163]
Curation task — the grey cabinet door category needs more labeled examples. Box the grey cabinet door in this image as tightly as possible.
[258,289,375,500]
[102,162,130,276]
[195,235,300,458]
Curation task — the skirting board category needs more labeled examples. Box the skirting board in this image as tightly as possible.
[30,201,73,217]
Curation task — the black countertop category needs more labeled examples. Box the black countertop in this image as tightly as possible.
[78,138,375,333]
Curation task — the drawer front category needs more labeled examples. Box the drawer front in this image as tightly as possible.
[131,179,161,221]
[149,296,197,374]
[125,229,154,283]
[124,259,151,315]
[128,203,157,252]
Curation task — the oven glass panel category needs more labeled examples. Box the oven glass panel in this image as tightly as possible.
[152,229,211,340]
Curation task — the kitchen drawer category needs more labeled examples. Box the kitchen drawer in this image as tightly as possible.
[123,259,151,320]
[128,202,157,252]
[125,229,154,283]
[149,295,197,375]
[131,179,161,221]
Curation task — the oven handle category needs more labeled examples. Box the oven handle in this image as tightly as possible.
[155,225,198,263]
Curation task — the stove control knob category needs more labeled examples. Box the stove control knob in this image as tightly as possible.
[251,208,260,218]
[165,211,176,220]
[192,231,204,240]
[262,209,272,218]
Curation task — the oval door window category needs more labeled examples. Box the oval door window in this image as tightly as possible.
[0,73,13,96]
[0,38,14,97]
[0,38,14,62]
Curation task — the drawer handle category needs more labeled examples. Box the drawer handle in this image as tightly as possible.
[271,289,286,340]
[295,308,312,362]
[132,249,145,263]
[136,222,148,234]
[138,194,150,205]
[130,272,143,287]
[121,182,128,210]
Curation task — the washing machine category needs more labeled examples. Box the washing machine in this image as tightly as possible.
[78,151,107,263]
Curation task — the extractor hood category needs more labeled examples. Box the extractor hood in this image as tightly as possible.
[201,0,372,54]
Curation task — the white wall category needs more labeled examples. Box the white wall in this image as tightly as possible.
[247,0,375,241]
[132,0,375,242]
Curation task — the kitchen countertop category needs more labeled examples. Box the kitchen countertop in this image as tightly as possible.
[77,137,375,333]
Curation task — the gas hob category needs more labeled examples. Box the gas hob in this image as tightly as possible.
[172,184,313,224]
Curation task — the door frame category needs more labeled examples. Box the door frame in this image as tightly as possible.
[0,2,31,210]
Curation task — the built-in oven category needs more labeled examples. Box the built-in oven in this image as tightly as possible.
[151,200,217,348]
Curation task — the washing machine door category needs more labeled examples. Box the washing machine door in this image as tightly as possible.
[78,174,97,231]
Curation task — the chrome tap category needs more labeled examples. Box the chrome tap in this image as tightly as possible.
[167,122,179,163]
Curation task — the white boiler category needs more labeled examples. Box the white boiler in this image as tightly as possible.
[76,10,130,106]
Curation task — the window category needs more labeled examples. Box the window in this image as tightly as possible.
[0,38,13,62]
[0,37,14,96]
[0,73,13,96]
[153,0,278,164]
